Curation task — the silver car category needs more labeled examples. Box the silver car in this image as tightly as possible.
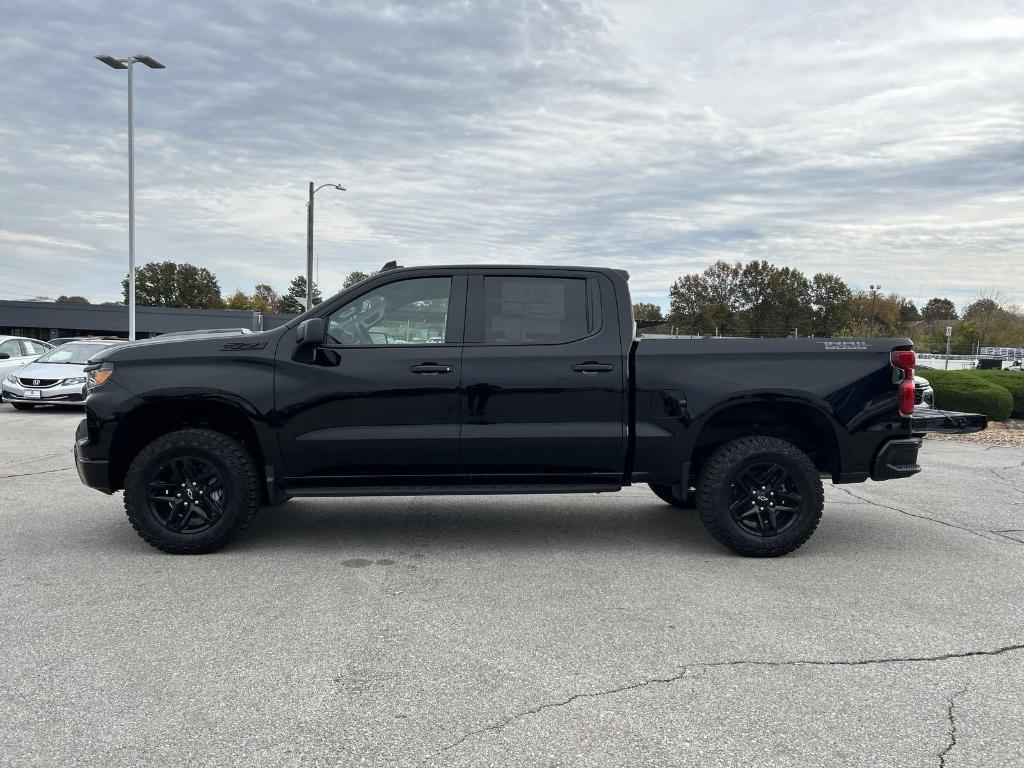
[0,336,53,382]
[2,340,123,410]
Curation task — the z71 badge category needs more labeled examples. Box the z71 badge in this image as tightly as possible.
[820,341,868,350]
[220,341,268,351]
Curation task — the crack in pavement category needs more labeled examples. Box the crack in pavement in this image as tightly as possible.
[938,685,967,768]
[0,467,73,480]
[419,643,1023,765]
[0,450,66,468]
[831,486,1008,543]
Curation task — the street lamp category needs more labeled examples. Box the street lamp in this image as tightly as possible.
[868,284,882,338]
[306,182,346,311]
[95,53,165,341]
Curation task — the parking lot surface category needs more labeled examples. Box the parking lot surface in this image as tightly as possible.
[1,406,1022,767]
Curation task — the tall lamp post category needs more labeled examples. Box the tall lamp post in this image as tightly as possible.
[306,182,346,311]
[868,284,882,338]
[95,53,165,341]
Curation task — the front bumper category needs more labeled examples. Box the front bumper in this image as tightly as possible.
[74,419,113,493]
[3,381,86,405]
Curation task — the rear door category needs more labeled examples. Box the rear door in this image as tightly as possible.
[459,269,626,478]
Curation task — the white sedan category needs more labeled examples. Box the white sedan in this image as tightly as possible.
[0,336,54,382]
[2,340,122,410]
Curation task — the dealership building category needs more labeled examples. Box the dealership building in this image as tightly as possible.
[0,300,295,341]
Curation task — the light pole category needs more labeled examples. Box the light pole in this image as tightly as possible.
[306,182,346,311]
[96,53,164,340]
[868,284,882,338]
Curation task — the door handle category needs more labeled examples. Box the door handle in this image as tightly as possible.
[572,362,615,374]
[410,363,453,375]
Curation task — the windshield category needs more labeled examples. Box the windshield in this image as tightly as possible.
[35,343,109,365]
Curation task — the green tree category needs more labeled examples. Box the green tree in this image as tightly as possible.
[768,266,812,336]
[921,297,958,322]
[250,284,280,314]
[278,275,322,314]
[225,290,250,311]
[122,261,222,309]
[736,260,777,336]
[898,299,921,324]
[810,273,853,337]
[56,295,90,304]
[668,273,707,335]
[963,294,1006,347]
[343,271,370,289]
[632,302,664,322]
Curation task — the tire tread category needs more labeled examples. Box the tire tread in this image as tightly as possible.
[696,436,824,557]
[123,428,260,554]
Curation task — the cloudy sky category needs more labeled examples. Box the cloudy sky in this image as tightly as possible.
[1,0,1022,309]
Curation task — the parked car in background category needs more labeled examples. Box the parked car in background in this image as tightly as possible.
[914,376,935,409]
[2,340,123,410]
[0,336,53,382]
[48,336,124,346]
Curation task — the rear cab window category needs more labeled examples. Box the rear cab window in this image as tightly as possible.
[476,275,599,344]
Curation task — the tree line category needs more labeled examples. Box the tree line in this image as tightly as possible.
[634,259,1024,353]
[116,262,377,315]
[98,258,1021,353]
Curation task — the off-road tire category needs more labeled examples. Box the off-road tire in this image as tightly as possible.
[11,403,35,411]
[123,428,260,554]
[696,436,823,557]
[648,483,696,509]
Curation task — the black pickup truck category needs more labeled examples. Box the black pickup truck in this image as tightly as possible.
[74,264,985,557]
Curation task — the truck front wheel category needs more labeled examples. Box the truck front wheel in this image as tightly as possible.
[695,436,823,557]
[122,428,260,554]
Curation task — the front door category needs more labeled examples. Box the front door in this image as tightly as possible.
[458,270,626,479]
[275,270,467,485]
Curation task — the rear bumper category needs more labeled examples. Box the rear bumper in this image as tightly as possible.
[872,437,922,481]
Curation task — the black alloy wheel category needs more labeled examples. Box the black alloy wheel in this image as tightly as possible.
[695,436,824,557]
[146,456,226,535]
[728,461,802,537]
[123,428,260,554]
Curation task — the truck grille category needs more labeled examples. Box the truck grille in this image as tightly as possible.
[18,378,59,388]
[913,389,924,405]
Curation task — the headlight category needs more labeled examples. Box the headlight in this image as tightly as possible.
[87,364,113,388]
[61,377,87,386]
[4,373,16,384]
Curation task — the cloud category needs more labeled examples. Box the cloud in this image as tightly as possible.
[0,0,1021,308]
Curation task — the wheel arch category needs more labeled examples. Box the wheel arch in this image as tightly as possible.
[687,395,844,482]
[108,396,266,494]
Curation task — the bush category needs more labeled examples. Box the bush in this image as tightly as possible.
[973,371,1024,418]
[918,370,1013,421]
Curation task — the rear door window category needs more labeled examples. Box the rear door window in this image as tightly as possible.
[482,276,591,344]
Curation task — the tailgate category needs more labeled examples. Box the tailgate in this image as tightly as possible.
[910,408,987,434]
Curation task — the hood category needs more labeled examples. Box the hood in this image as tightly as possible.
[914,375,931,387]
[11,361,87,381]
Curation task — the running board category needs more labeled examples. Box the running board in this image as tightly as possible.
[285,483,622,497]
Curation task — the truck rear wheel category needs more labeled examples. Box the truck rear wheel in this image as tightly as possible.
[695,436,823,557]
[123,428,260,554]
[648,483,696,509]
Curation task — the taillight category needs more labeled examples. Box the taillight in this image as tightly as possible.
[890,349,916,416]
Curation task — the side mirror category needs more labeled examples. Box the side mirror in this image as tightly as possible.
[0,353,9,360]
[296,318,325,348]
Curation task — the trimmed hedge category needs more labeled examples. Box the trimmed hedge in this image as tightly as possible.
[973,371,1024,418]
[918,369,1014,421]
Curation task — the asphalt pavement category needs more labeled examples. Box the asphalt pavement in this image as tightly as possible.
[1,405,1022,767]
